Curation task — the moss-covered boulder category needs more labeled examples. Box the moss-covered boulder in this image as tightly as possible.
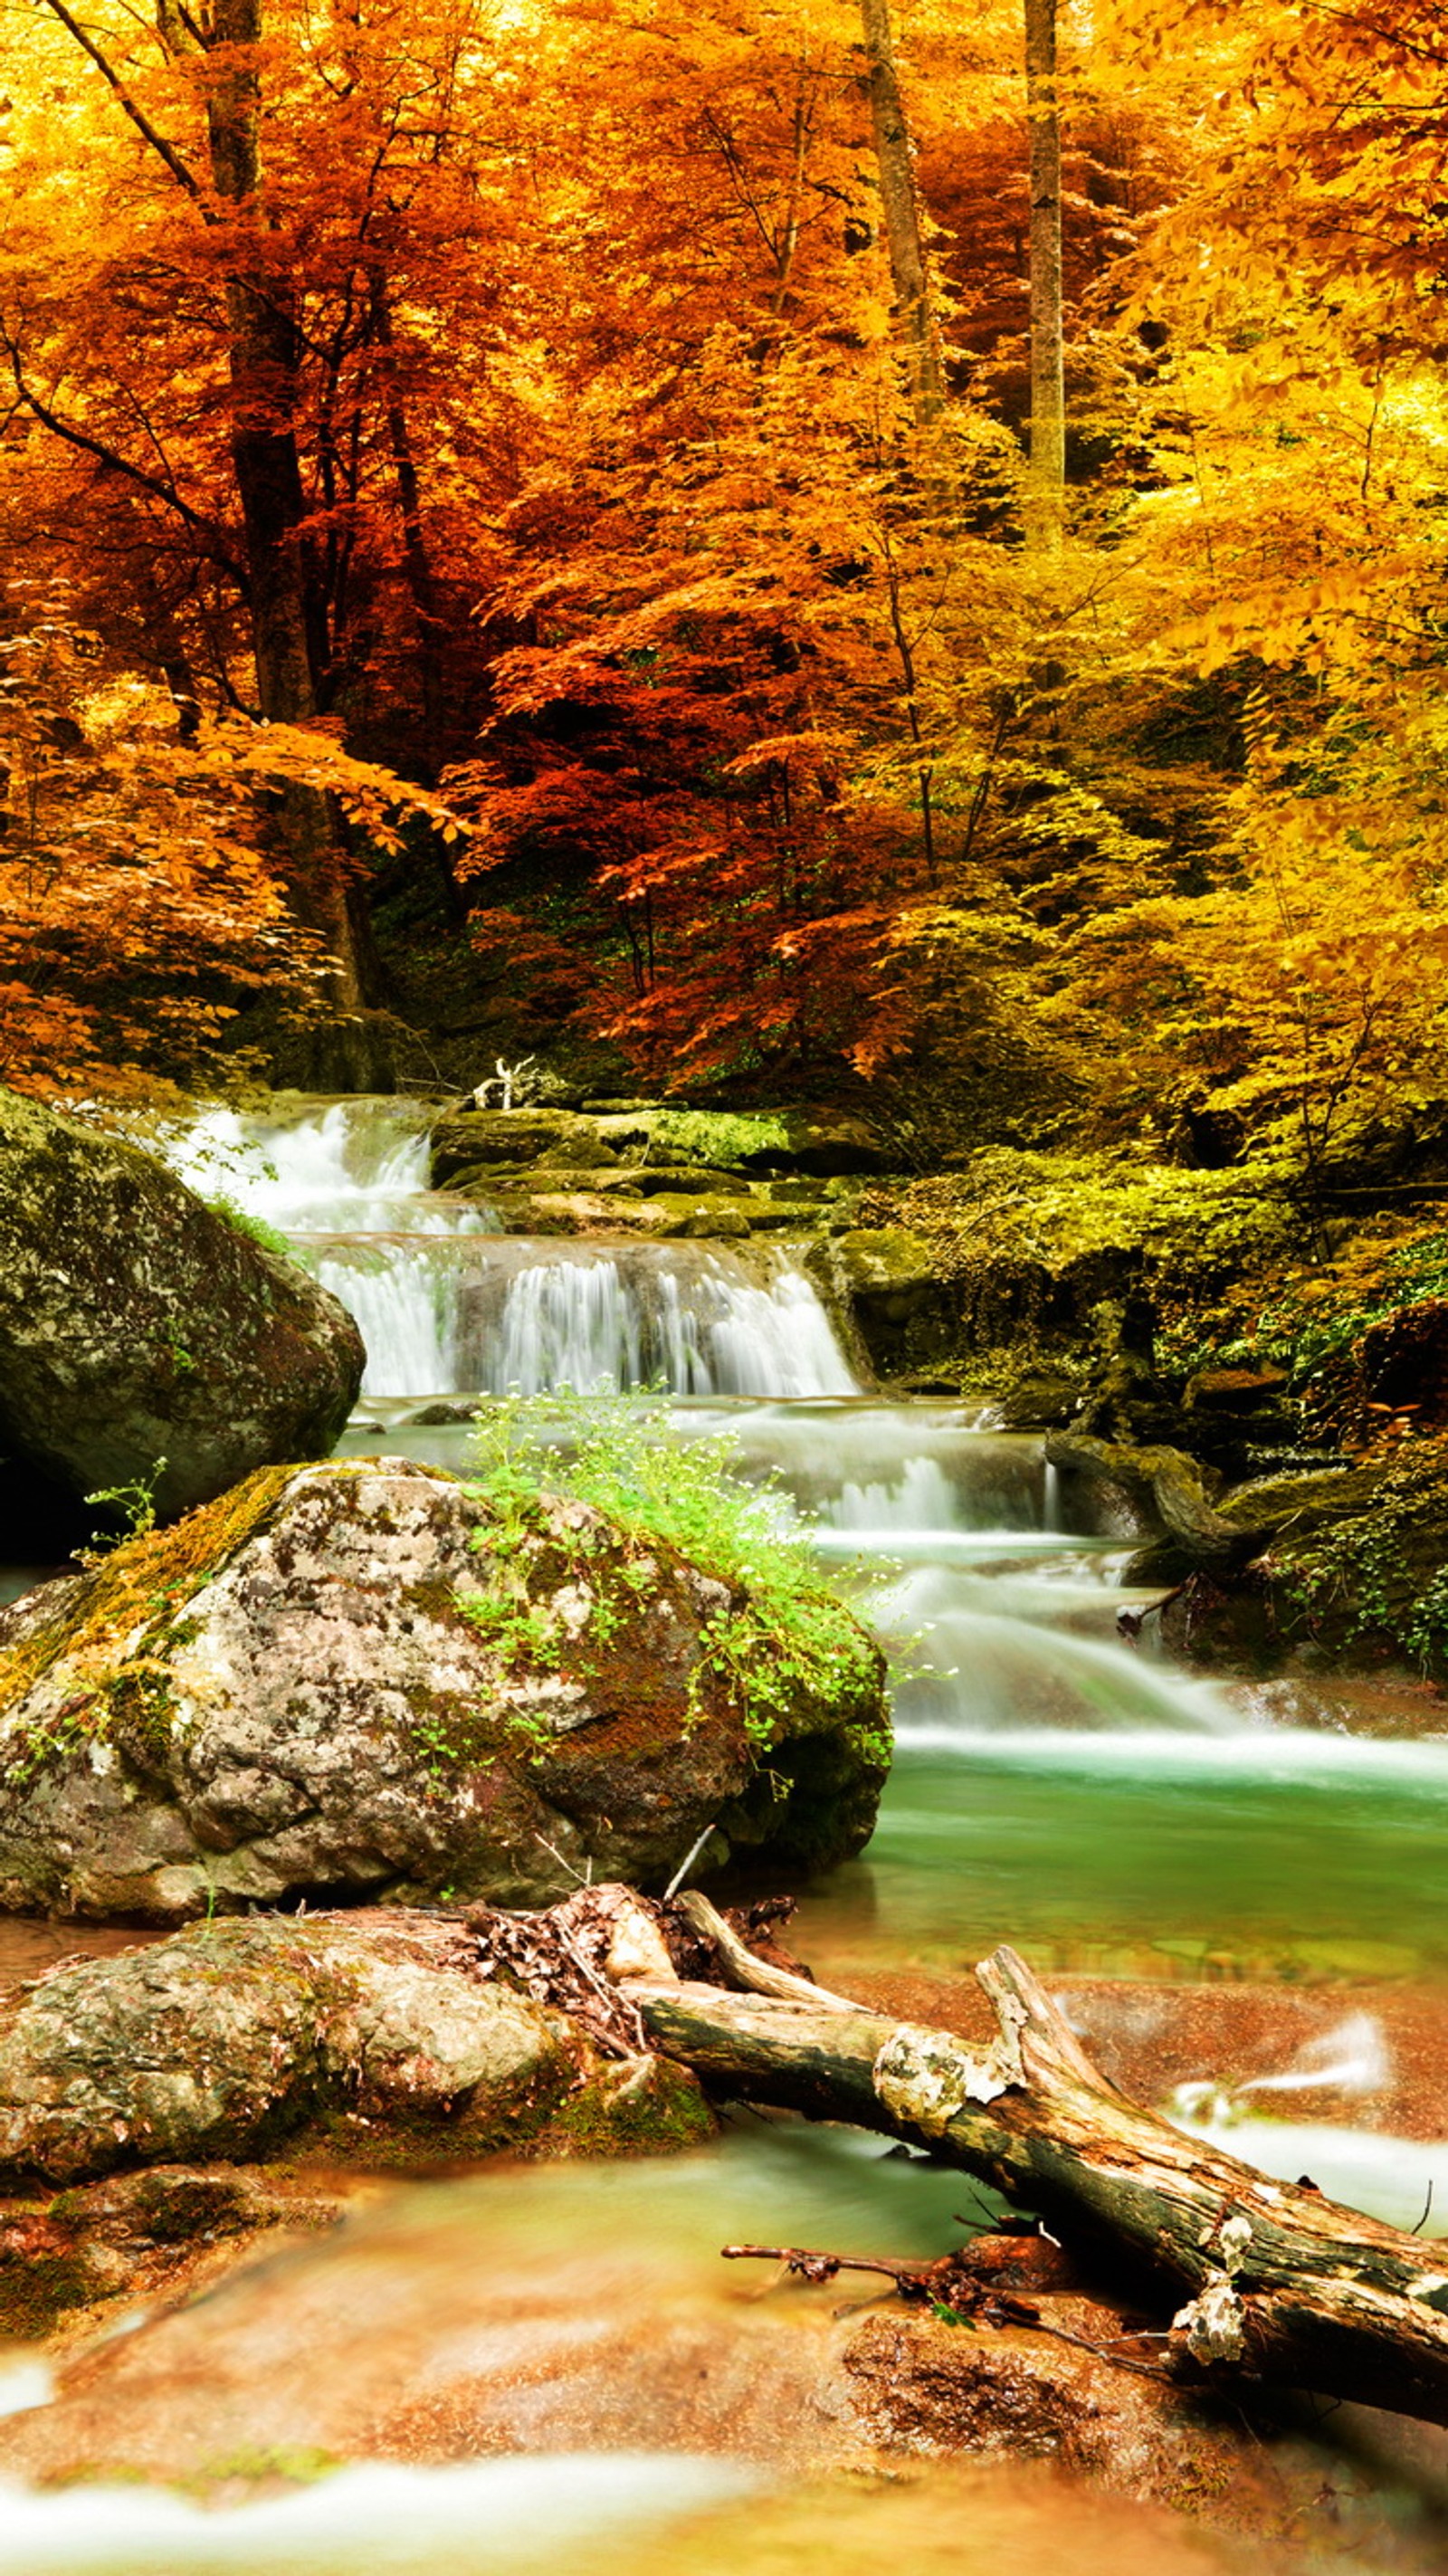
[848,1150,1304,1426]
[0,1915,572,2186]
[0,1088,363,1544]
[1156,1442,1448,1686]
[430,1109,614,1185]
[0,1456,887,1920]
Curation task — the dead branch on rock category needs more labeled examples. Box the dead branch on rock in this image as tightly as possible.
[721,2237,1176,2381]
[468,1884,816,2056]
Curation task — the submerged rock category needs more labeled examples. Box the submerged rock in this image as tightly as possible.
[0,1913,572,2186]
[0,1087,363,1544]
[0,1457,888,1919]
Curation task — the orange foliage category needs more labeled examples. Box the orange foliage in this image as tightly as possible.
[1,0,1446,1127]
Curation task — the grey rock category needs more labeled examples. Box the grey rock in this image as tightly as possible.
[0,1915,569,2184]
[0,1457,887,1921]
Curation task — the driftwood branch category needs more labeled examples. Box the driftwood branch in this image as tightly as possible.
[614,1931,1448,2425]
[672,1889,858,2011]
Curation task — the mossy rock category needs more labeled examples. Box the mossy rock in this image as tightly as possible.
[0,1916,573,2188]
[647,1195,755,1241]
[0,1457,887,1920]
[1160,1443,1448,1686]
[0,1087,363,1545]
[836,1229,938,1306]
[849,1150,1303,1400]
[430,1111,612,1185]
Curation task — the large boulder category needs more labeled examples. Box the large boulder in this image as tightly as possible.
[0,1456,888,1920]
[430,1108,614,1185]
[0,1088,363,1543]
[0,1914,572,2186]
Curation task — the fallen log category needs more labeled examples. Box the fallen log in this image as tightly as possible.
[615,1912,1448,2427]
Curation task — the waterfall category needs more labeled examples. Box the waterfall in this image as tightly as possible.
[156,1097,481,1236]
[151,1098,501,1399]
[152,1099,858,1404]
[457,1242,857,1402]
[827,1456,960,1531]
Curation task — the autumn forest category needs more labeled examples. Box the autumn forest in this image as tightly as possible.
[0,0,1442,1159]
[12,2,1448,2542]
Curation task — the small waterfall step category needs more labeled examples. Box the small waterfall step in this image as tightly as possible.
[154,1096,857,1404]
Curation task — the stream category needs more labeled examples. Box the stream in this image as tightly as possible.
[3,1093,1447,2572]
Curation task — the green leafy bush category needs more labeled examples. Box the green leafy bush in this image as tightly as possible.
[464,1384,885,1754]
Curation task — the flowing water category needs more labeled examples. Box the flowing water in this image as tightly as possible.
[5,1095,1448,2571]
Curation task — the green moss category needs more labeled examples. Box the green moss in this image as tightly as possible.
[183,2447,344,2495]
[650,1109,791,1167]
[525,2058,717,2159]
[0,1463,302,1782]
[0,2247,100,2337]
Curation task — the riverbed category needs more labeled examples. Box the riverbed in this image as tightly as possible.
[2,1095,1445,2572]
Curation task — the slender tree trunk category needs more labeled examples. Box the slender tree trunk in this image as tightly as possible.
[1024,0,1065,549]
[160,0,372,1007]
[858,0,945,426]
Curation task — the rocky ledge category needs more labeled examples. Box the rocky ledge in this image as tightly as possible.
[0,1085,363,1551]
[0,1456,888,1920]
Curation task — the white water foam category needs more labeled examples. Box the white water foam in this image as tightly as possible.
[0,2453,757,2575]
[826,1456,959,1531]
[460,1244,857,1402]
[886,1726,1448,1781]
[885,1601,1243,1736]
[158,1100,450,1231]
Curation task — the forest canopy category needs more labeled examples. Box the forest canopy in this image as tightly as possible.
[1,0,1445,1167]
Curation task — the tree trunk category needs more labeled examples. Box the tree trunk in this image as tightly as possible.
[618,1911,1448,2427]
[857,0,945,426]
[1024,0,1065,549]
[160,0,372,1007]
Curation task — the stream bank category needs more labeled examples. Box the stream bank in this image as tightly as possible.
[1,1090,1447,2570]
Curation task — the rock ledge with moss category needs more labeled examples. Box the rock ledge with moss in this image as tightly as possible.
[0,1456,888,1920]
[0,1085,363,1545]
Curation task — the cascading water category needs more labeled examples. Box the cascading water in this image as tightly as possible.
[156,1098,501,1400]
[154,1100,856,1402]
[456,1241,856,1400]
[4,1089,1448,2564]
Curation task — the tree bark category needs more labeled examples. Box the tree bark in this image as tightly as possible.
[1024,0,1065,549]
[619,1921,1448,2427]
[157,0,372,1007]
[857,0,945,427]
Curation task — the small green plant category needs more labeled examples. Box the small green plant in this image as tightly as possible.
[82,1455,167,1550]
[413,1709,462,1783]
[461,1383,885,1760]
[206,1194,300,1266]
